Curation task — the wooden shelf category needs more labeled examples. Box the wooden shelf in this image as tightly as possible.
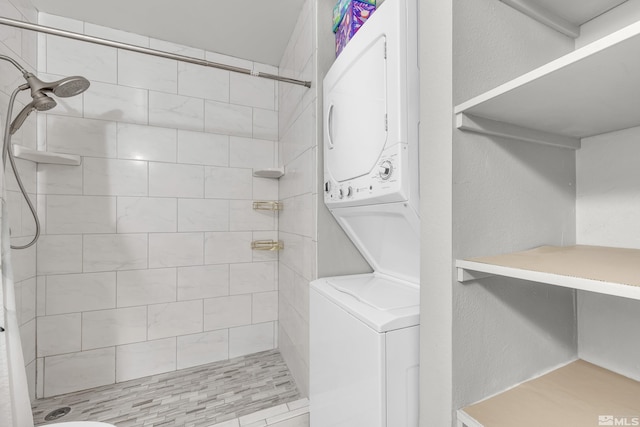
[456,245,640,301]
[454,20,640,149]
[12,144,81,166]
[458,359,640,427]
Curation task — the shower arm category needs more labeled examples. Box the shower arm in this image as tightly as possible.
[0,16,312,89]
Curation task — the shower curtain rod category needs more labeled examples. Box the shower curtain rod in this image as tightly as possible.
[0,16,312,88]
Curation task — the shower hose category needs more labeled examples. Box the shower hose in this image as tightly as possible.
[2,85,41,250]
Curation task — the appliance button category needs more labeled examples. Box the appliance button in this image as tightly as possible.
[379,161,393,180]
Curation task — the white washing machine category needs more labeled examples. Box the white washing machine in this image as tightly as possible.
[310,274,419,427]
[310,0,420,425]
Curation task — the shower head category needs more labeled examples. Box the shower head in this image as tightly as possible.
[23,73,90,98]
[9,93,56,135]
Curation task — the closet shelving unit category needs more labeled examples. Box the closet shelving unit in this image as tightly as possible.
[456,1,640,426]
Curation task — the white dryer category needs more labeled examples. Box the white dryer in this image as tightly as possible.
[310,0,420,425]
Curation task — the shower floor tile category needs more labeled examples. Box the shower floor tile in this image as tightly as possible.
[32,349,302,427]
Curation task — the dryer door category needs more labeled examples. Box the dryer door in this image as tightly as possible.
[324,34,387,183]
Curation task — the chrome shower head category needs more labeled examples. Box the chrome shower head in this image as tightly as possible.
[51,76,91,97]
[9,93,56,135]
[23,73,90,99]
[32,92,57,111]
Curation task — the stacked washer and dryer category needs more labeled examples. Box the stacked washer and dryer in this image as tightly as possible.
[309,0,420,425]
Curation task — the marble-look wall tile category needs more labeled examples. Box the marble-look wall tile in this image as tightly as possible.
[178,62,229,102]
[177,264,229,301]
[116,338,176,382]
[45,272,116,315]
[204,295,251,331]
[149,162,204,198]
[148,232,204,268]
[204,100,252,137]
[83,234,148,272]
[46,195,116,234]
[253,291,278,324]
[230,73,275,110]
[149,91,204,131]
[44,347,116,397]
[117,268,177,307]
[253,108,278,140]
[84,81,149,124]
[147,300,203,340]
[229,200,276,231]
[45,35,117,83]
[83,158,148,197]
[37,163,83,195]
[204,167,252,200]
[82,307,148,349]
[45,115,117,158]
[176,330,229,370]
[19,318,36,365]
[177,129,229,167]
[229,322,275,358]
[229,136,275,169]
[118,50,177,93]
[204,232,253,265]
[37,313,81,357]
[37,235,82,275]
[230,262,276,295]
[116,197,177,233]
[178,199,229,232]
[117,123,177,163]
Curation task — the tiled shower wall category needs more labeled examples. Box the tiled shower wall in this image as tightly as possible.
[278,0,316,396]
[0,0,39,400]
[34,13,280,398]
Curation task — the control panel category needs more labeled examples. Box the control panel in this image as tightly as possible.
[324,143,409,208]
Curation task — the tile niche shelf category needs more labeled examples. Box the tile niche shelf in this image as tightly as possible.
[456,245,640,301]
[454,19,640,149]
[457,359,640,427]
[12,144,81,166]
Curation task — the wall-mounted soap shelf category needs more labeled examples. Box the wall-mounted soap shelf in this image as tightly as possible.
[12,144,81,166]
[253,201,283,211]
[253,167,284,179]
[251,240,284,251]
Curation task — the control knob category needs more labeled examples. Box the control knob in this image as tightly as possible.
[378,160,393,180]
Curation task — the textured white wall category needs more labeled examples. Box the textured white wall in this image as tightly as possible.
[451,0,577,417]
[577,127,640,381]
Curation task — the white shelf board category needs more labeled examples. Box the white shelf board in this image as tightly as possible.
[12,144,81,166]
[455,20,640,146]
[456,245,640,301]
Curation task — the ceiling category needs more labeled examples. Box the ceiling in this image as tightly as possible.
[30,0,306,66]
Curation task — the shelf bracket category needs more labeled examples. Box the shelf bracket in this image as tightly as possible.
[456,113,581,150]
[253,201,283,211]
[457,267,494,283]
[251,240,284,251]
[499,0,579,38]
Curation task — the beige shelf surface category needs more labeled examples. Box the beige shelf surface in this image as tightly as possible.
[459,359,640,427]
[457,245,640,300]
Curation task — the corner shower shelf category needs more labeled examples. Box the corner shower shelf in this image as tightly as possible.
[251,240,284,251]
[253,167,284,179]
[12,144,81,166]
[457,359,640,427]
[456,245,640,301]
[454,19,640,149]
[253,201,283,211]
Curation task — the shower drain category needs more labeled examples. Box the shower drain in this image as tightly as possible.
[44,406,71,421]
